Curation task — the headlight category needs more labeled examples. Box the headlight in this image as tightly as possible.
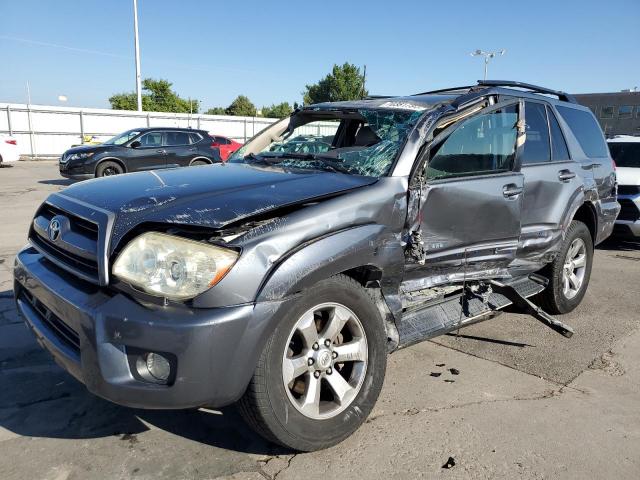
[68,152,95,161]
[112,232,239,300]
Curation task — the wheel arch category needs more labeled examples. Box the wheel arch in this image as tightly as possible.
[94,157,126,176]
[572,201,597,243]
[256,224,403,303]
[189,156,214,166]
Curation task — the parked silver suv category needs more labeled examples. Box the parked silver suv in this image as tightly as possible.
[14,81,619,451]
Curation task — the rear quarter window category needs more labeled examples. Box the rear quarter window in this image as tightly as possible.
[556,106,608,158]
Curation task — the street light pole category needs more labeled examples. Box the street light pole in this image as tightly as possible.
[133,0,142,111]
[470,49,506,80]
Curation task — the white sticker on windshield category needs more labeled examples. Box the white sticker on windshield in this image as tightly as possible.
[379,101,427,111]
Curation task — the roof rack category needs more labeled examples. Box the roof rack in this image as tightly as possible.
[411,85,475,96]
[411,81,577,104]
[476,80,577,104]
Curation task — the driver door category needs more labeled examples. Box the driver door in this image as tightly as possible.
[404,100,525,287]
[128,131,166,171]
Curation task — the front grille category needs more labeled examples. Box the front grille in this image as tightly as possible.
[618,185,640,195]
[618,199,640,222]
[19,288,80,353]
[29,203,100,283]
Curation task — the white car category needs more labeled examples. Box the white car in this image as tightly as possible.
[608,135,640,237]
[0,135,20,165]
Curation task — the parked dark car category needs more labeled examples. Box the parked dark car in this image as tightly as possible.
[15,81,618,452]
[59,127,222,179]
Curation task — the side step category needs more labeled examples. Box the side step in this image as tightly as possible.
[396,275,572,348]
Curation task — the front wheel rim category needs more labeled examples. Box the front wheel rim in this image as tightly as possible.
[562,238,587,299]
[282,302,368,420]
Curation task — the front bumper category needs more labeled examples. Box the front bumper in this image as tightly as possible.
[614,194,640,238]
[59,160,94,179]
[14,246,288,409]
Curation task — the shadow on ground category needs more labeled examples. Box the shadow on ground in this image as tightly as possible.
[0,285,285,456]
[597,236,640,252]
[37,178,78,187]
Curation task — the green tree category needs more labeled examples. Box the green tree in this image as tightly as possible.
[225,95,257,116]
[303,63,367,105]
[109,78,199,113]
[205,107,226,115]
[261,102,293,118]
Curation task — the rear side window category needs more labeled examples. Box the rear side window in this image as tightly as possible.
[216,136,231,145]
[608,142,640,168]
[547,107,570,161]
[164,131,191,146]
[189,133,203,144]
[426,106,518,180]
[521,102,550,164]
[556,106,609,158]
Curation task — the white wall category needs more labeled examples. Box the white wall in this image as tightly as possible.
[0,103,280,157]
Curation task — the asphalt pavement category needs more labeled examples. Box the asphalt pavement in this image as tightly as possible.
[0,161,638,479]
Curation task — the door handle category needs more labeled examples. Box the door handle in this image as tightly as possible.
[558,170,576,182]
[156,149,167,154]
[502,184,523,198]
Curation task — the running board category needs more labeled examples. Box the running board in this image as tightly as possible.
[396,275,573,348]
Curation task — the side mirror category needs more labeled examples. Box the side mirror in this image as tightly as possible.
[130,140,141,148]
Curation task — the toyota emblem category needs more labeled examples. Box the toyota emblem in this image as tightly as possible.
[48,217,62,242]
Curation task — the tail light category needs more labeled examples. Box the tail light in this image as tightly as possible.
[210,142,220,148]
[5,139,17,146]
[612,159,617,171]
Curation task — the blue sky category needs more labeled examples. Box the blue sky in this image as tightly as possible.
[1,0,639,110]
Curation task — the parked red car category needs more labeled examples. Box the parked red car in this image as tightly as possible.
[210,135,242,160]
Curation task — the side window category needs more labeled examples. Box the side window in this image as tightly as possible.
[556,106,609,158]
[189,133,202,144]
[138,132,163,147]
[521,102,550,164]
[600,106,614,119]
[218,137,231,145]
[425,106,517,180]
[547,107,570,161]
[164,131,191,146]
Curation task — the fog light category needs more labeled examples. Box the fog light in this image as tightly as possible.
[145,352,171,382]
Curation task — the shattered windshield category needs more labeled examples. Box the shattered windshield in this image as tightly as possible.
[229,108,424,177]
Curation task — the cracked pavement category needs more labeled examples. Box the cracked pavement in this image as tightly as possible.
[1,162,639,479]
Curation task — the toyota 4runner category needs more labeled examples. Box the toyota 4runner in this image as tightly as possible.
[14,81,619,451]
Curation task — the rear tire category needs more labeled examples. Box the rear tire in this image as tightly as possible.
[537,220,593,314]
[96,161,123,177]
[237,274,387,451]
[190,159,210,166]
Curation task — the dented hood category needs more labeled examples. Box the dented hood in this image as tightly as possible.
[59,163,377,247]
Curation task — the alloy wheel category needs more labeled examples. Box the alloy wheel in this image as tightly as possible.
[562,238,587,299]
[282,302,368,420]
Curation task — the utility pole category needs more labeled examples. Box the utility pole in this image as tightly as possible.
[361,65,367,98]
[133,0,143,111]
[26,81,36,159]
[470,49,506,81]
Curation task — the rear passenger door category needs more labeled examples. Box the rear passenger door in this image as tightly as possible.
[518,101,579,261]
[163,131,194,168]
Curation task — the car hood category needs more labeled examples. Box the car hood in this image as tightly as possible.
[616,167,640,186]
[59,163,377,248]
[64,144,111,155]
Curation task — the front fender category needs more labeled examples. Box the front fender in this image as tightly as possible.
[257,224,403,302]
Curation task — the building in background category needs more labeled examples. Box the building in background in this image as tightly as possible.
[574,90,640,137]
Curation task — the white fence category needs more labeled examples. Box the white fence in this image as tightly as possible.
[0,103,282,158]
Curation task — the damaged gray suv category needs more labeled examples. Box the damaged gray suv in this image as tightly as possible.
[14,81,619,451]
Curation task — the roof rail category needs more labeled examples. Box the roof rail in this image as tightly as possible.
[477,80,577,104]
[411,85,475,96]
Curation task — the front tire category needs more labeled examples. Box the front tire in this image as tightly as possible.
[96,160,124,177]
[237,275,387,451]
[538,220,593,314]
